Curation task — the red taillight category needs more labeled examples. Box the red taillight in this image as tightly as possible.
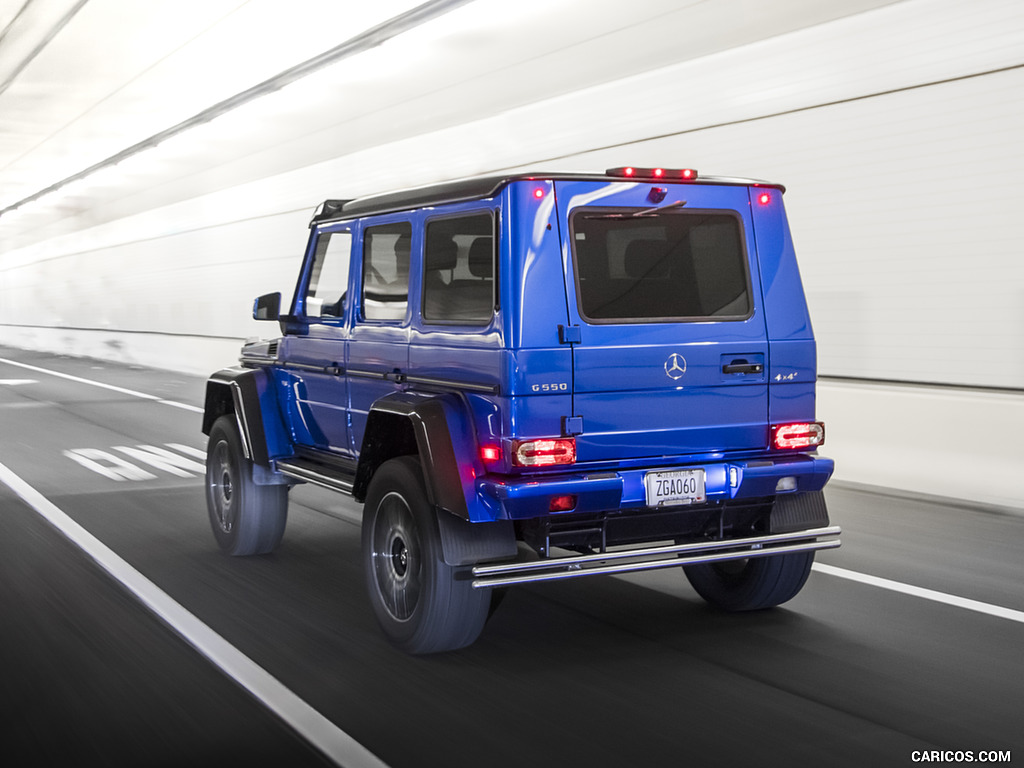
[480,444,501,463]
[757,191,771,205]
[771,422,825,450]
[511,438,576,467]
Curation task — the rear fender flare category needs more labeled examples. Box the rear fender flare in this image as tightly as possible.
[355,392,496,525]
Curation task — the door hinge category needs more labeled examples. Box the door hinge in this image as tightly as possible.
[558,325,581,344]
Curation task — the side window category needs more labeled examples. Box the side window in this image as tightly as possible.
[422,212,495,325]
[362,222,411,322]
[305,230,351,319]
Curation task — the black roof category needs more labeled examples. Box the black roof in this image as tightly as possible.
[309,171,784,226]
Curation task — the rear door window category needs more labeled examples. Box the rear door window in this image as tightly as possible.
[422,212,495,325]
[570,209,751,323]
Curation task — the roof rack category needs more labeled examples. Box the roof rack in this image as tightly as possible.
[310,199,352,226]
[308,171,784,226]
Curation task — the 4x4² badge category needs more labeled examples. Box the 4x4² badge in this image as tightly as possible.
[664,353,687,380]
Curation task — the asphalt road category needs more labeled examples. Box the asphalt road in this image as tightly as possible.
[1,346,1021,768]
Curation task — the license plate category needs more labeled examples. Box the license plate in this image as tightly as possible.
[644,468,706,507]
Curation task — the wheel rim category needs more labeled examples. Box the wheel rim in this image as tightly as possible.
[209,440,236,534]
[370,492,421,622]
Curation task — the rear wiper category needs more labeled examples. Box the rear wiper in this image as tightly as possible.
[582,200,688,219]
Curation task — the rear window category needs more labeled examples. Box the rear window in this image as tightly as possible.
[570,208,751,323]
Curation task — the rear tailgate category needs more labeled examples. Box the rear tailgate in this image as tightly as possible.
[554,180,769,463]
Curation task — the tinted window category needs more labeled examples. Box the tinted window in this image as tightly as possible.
[305,230,351,319]
[422,213,494,324]
[570,209,750,322]
[362,222,412,321]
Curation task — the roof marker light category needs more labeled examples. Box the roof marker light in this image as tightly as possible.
[533,188,545,199]
[758,192,772,205]
[606,167,698,181]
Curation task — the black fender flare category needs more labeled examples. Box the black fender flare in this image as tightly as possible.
[202,367,292,478]
[355,391,515,566]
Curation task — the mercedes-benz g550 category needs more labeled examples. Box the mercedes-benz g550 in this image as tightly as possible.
[202,167,839,653]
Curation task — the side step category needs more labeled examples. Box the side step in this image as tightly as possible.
[471,526,841,588]
[275,454,356,495]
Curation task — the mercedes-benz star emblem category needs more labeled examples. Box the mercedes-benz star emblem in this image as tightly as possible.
[664,353,687,380]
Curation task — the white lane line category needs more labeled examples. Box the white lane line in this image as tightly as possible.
[166,443,207,460]
[0,357,203,413]
[0,461,389,768]
[813,563,1024,625]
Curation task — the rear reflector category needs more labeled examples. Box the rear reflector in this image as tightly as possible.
[771,422,825,450]
[549,494,577,512]
[512,438,576,467]
[480,444,501,463]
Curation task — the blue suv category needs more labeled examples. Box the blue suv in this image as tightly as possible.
[202,167,840,653]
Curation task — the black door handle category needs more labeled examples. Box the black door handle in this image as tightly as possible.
[723,361,763,375]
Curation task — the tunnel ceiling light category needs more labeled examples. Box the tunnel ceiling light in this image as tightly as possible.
[0,0,475,221]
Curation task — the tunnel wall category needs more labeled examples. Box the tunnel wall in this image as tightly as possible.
[1,0,1022,508]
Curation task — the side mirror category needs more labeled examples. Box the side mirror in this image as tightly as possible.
[253,292,281,321]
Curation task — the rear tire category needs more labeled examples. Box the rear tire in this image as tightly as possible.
[362,456,490,654]
[683,551,814,611]
[205,415,288,556]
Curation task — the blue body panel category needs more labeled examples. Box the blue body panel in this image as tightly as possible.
[238,174,831,523]
[749,190,820,426]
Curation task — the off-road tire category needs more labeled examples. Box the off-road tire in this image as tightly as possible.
[683,551,814,611]
[362,456,490,654]
[205,415,288,556]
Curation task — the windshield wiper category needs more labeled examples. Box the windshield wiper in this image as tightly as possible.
[581,200,688,219]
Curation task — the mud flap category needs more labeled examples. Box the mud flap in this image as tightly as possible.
[769,490,830,533]
[435,511,517,567]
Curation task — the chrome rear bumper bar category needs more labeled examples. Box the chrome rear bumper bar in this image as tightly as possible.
[471,525,841,589]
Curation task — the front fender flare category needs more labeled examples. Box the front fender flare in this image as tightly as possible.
[202,367,292,471]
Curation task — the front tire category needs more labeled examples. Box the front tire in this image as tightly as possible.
[683,551,814,611]
[205,415,288,556]
[362,456,490,654]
